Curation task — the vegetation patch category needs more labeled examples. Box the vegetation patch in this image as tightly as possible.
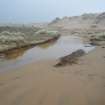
[0,26,60,52]
[89,33,105,46]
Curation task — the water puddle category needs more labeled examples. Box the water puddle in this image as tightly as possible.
[0,36,95,72]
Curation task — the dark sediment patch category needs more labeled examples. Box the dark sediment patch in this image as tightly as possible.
[54,49,85,67]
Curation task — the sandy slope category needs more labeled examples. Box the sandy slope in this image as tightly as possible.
[49,12,105,30]
[0,46,105,105]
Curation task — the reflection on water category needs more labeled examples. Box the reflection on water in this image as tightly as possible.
[0,39,57,60]
[0,36,95,71]
[0,48,29,60]
[38,40,57,49]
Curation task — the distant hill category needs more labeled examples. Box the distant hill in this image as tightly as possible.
[48,12,105,30]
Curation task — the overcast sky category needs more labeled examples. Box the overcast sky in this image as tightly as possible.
[0,0,105,23]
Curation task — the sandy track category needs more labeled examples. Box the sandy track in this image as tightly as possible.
[0,46,105,105]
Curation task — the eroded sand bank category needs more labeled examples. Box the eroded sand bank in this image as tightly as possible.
[0,46,105,105]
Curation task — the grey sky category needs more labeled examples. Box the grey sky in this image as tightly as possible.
[0,0,105,23]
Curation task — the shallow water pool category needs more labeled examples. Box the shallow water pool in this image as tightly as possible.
[0,36,95,72]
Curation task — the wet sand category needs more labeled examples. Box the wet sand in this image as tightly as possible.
[0,46,105,105]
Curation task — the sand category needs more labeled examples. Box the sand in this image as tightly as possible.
[0,46,105,105]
